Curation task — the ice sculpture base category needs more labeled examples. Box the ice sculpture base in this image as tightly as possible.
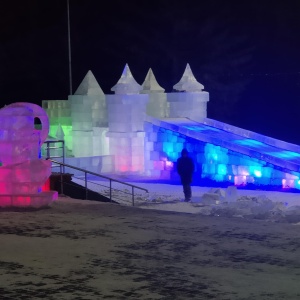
[0,191,58,208]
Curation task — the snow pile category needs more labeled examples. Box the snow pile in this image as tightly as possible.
[143,186,300,223]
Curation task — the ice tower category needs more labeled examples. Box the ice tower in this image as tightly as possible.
[168,63,209,119]
[0,102,57,207]
[107,64,148,173]
[141,68,168,118]
[69,70,108,157]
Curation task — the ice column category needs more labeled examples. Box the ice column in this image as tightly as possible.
[141,68,168,118]
[167,63,209,119]
[69,70,108,157]
[107,64,148,173]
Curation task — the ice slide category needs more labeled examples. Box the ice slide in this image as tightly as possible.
[149,116,300,174]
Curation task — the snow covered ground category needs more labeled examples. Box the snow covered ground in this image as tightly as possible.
[72,178,300,223]
[1,180,300,298]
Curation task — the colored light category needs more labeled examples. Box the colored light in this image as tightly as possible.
[212,153,218,160]
[266,151,300,159]
[182,125,220,132]
[217,164,227,175]
[254,170,262,177]
[233,139,266,147]
[162,141,177,160]
[0,102,57,207]
[165,161,173,167]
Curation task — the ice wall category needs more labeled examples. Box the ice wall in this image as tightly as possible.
[42,100,72,151]
[0,102,57,207]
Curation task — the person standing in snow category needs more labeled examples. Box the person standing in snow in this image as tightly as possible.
[177,148,195,202]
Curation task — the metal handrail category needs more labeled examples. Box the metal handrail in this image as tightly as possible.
[47,159,148,206]
[43,140,65,172]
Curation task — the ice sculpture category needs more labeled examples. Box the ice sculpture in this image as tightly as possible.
[141,68,168,118]
[111,64,142,94]
[168,63,209,119]
[107,64,148,173]
[173,63,204,92]
[41,64,300,190]
[0,102,57,207]
[69,70,108,157]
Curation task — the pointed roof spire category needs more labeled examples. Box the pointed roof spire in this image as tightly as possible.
[55,124,65,139]
[141,68,165,93]
[74,70,104,96]
[173,63,204,92]
[111,64,142,94]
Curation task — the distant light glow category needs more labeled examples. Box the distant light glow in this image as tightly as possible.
[162,141,177,160]
[282,179,287,188]
[234,175,246,186]
[165,161,173,168]
[254,170,262,177]
[217,164,227,175]
[240,169,249,176]
[119,165,129,172]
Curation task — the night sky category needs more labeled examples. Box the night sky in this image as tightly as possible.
[1,0,300,144]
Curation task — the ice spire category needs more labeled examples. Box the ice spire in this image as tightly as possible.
[74,70,104,96]
[141,68,165,93]
[173,63,204,92]
[55,124,65,139]
[111,64,142,94]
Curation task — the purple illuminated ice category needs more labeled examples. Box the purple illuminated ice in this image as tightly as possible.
[0,102,58,207]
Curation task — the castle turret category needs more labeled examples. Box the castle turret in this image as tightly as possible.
[167,63,209,119]
[106,64,148,173]
[69,70,107,157]
[141,68,168,118]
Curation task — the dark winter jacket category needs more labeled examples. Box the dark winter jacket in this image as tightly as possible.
[177,149,194,184]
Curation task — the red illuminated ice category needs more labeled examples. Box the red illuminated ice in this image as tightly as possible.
[0,102,58,207]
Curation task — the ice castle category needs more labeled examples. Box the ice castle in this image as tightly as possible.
[42,64,300,190]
